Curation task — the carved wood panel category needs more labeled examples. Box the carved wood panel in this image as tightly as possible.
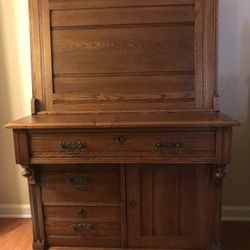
[29,0,218,113]
[126,164,211,248]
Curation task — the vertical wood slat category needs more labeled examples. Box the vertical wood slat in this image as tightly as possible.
[196,166,210,243]
[40,0,54,111]
[28,0,45,112]
[140,168,153,236]
[126,166,140,247]
[204,0,218,109]
[154,168,178,236]
[179,167,196,236]
[194,0,204,108]
[120,165,127,248]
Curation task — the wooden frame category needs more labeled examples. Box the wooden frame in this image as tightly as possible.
[28,0,219,114]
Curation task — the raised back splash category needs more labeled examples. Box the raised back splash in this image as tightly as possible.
[31,0,217,113]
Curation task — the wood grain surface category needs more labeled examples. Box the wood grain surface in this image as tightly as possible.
[27,0,217,113]
[5,112,239,129]
[0,220,249,250]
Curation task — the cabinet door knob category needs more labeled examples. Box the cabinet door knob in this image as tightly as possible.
[129,199,137,209]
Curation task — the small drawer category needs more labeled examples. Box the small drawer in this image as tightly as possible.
[45,220,121,236]
[29,129,216,163]
[45,219,121,248]
[44,206,120,221]
[40,165,120,204]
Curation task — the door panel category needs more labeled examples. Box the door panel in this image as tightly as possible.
[126,165,211,248]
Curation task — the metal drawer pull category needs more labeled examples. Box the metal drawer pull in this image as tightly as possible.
[59,142,86,154]
[71,223,95,234]
[155,140,182,152]
[69,176,91,191]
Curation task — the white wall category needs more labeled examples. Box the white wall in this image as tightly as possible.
[0,0,249,212]
[219,0,250,206]
[0,0,31,204]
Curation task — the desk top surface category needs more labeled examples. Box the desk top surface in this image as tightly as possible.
[5,111,239,129]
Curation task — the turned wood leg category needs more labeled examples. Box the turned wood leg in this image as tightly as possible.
[21,165,46,250]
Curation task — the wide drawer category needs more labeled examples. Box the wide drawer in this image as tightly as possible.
[40,165,121,204]
[29,129,216,163]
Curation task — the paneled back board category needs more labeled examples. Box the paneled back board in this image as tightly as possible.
[29,0,218,114]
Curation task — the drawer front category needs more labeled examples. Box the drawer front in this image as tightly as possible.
[29,130,216,163]
[44,206,120,221]
[45,220,121,236]
[41,165,120,204]
[45,219,121,248]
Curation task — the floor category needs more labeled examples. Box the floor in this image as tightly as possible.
[0,219,250,250]
[0,219,32,250]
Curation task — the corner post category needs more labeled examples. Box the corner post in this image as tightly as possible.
[21,165,45,250]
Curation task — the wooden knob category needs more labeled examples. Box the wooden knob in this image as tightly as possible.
[115,135,127,145]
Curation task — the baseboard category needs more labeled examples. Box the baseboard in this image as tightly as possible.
[222,206,250,221]
[0,204,249,221]
[0,204,31,218]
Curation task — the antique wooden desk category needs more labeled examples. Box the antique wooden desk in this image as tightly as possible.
[6,0,239,249]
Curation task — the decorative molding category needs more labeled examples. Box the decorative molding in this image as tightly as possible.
[222,206,250,221]
[0,204,31,218]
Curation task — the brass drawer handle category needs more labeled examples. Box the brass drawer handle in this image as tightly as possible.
[69,176,91,191]
[59,142,86,154]
[155,140,182,152]
[71,223,95,234]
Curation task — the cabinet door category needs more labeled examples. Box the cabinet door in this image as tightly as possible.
[126,165,211,249]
